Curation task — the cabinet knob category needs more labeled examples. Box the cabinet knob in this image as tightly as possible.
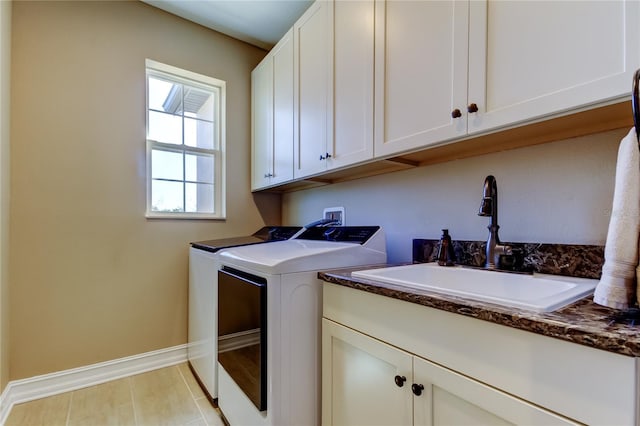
[326,152,332,159]
[411,383,424,396]
[319,154,325,161]
[263,173,273,178]
[394,375,407,388]
[451,108,462,119]
[467,103,479,113]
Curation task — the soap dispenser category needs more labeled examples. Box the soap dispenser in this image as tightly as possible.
[437,229,456,266]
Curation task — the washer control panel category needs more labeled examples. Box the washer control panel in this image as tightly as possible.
[295,226,380,244]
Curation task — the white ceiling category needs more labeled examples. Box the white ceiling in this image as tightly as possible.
[141,0,313,50]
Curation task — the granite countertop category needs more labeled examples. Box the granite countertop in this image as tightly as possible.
[319,265,640,357]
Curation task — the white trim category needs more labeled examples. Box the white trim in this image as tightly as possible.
[0,385,9,426]
[145,212,224,220]
[218,329,260,353]
[144,58,226,220]
[146,59,226,89]
[0,344,187,425]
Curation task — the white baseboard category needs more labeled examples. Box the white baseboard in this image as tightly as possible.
[218,328,260,353]
[0,344,187,425]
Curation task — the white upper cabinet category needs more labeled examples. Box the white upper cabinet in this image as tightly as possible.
[294,0,375,179]
[271,30,295,185]
[467,0,640,134]
[251,57,273,190]
[251,29,294,191]
[254,0,639,188]
[374,0,640,158]
[374,0,469,157]
[294,0,333,179]
[329,0,375,170]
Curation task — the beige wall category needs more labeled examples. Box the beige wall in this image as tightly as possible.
[10,0,279,380]
[0,0,11,391]
[283,128,626,263]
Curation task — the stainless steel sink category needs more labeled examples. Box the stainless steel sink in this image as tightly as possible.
[351,263,597,312]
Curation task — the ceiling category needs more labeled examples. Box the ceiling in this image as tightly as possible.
[141,0,313,50]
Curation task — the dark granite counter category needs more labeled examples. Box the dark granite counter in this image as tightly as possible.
[318,265,640,357]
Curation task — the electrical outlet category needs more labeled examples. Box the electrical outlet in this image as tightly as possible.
[323,207,345,226]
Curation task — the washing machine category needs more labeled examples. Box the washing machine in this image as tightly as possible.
[215,226,386,426]
[188,226,302,400]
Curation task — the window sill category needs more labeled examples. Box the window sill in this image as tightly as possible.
[145,212,225,220]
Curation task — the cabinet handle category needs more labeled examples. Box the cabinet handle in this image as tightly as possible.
[467,103,479,113]
[263,173,273,178]
[326,152,332,159]
[411,383,424,396]
[319,154,325,161]
[394,375,407,388]
[451,108,462,119]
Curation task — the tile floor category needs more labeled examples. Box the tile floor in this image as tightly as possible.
[5,363,224,426]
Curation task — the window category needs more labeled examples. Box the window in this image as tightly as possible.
[145,59,226,219]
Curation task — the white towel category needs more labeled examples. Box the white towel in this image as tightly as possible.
[594,128,640,310]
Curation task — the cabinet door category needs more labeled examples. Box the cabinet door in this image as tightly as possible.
[468,0,640,134]
[374,0,469,158]
[294,0,332,179]
[329,0,374,170]
[251,57,273,191]
[412,356,579,426]
[322,319,412,426]
[271,29,294,186]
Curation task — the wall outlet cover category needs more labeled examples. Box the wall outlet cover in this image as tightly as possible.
[323,207,345,226]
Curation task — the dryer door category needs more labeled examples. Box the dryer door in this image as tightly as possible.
[217,267,267,411]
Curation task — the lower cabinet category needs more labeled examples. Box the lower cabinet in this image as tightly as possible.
[322,318,412,426]
[322,319,577,425]
[322,281,640,425]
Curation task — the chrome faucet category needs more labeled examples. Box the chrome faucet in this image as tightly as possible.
[478,175,511,269]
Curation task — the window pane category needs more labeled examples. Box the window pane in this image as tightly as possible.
[185,153,214,183]
[183,85,214,121]
[184,118,214,149]
[186,182,214,213]
[148,76,182,113]
[146,61,225,218]
[152,180,184,212]
[152,149,183,181]
[148,111,182,145]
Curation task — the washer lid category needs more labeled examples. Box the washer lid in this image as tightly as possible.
[190,226,302,253]
[218,232,386,275]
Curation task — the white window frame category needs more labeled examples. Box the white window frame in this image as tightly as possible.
[145,59,226,219]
